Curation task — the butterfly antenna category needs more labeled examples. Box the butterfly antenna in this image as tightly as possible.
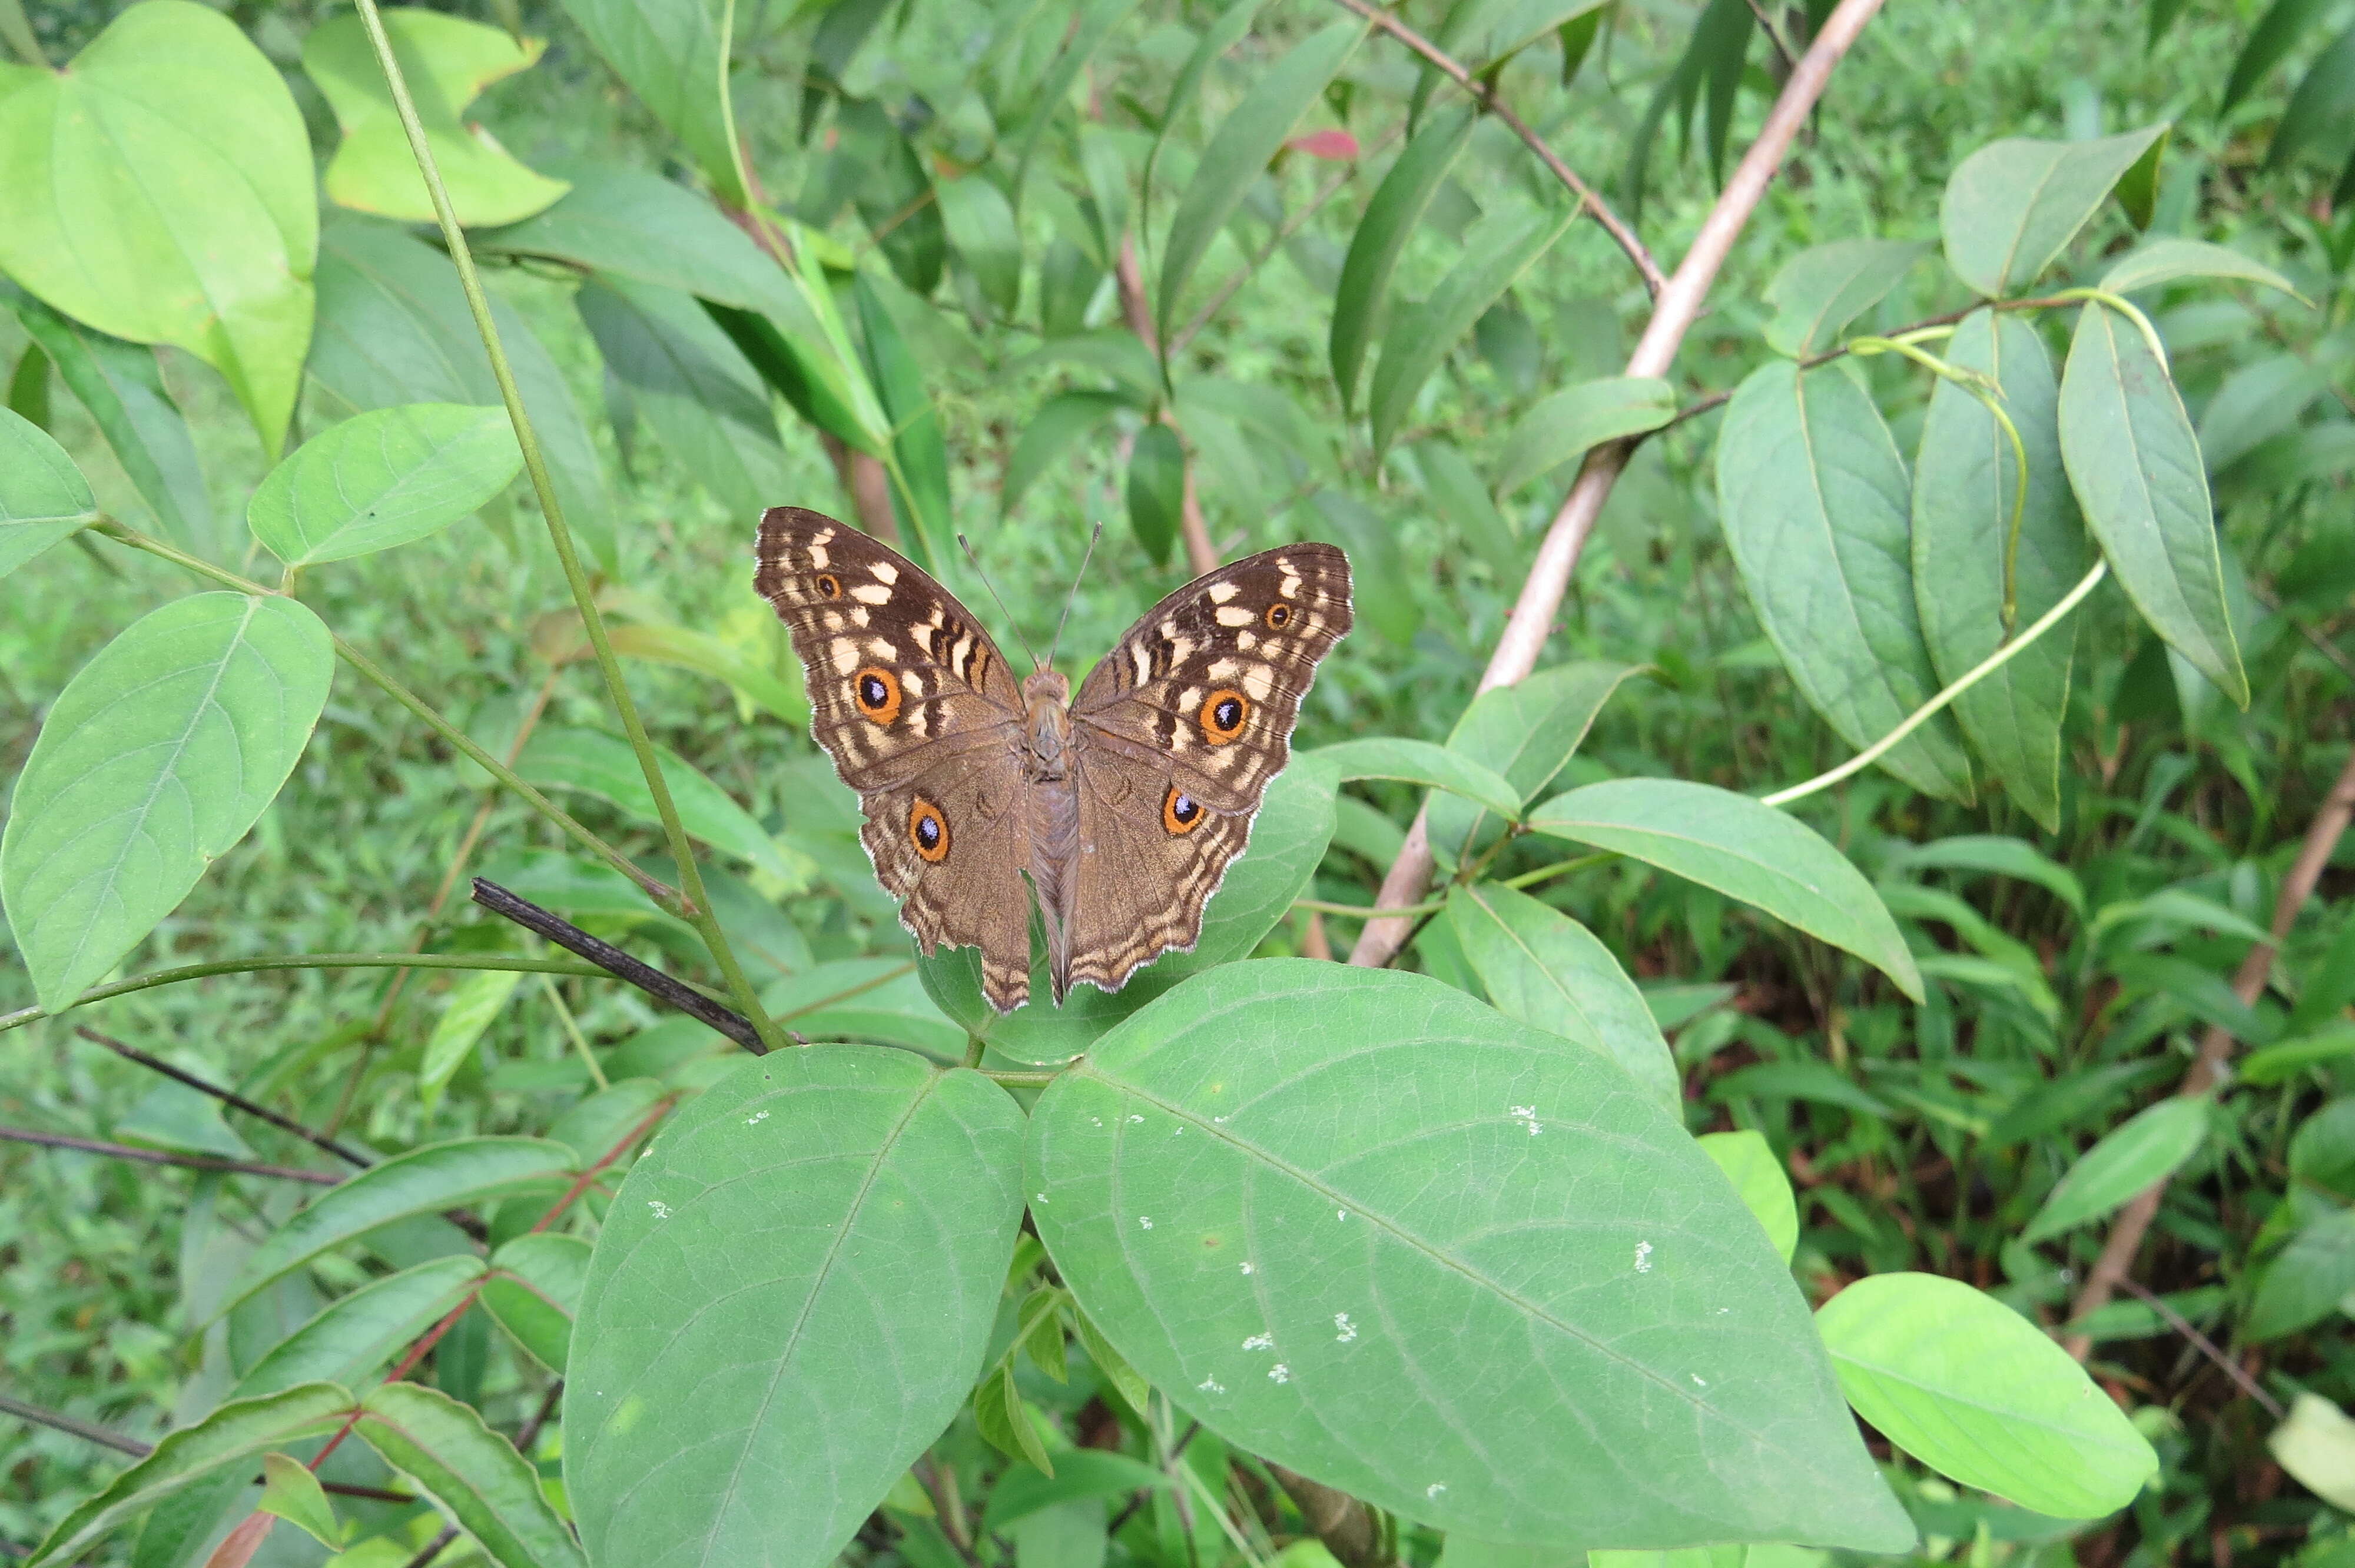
[956,533,1043,670]
[1043,522,1103,675]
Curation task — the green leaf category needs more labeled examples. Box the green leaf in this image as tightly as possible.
[2271,1393,2355,1511]
[6,273,219,562]
[2242,1025,2355,1087]
[1330,107,1477,415]
[1525,779,1925,1001]
[1,593,333,1010]
[2022,1097,2209,1244]
[224,1138,577,1314]
[304,8,569,227]
[1427,661,1644,863]
[518,725,795,884]
[857,273,952,570]
[2199,352,2330,475]
[2247,1208,2355,1341]
[250,404,522,566]
[256,1453,339,1548]
[2223,0,2337,113]
[767,958,963,1057]
[567,1049,1026,1568]
[1030,961,1911,1549]
[1762,239,1932,357]
[1010,0,1137,212]
[420,968,525,1108]
[939,175,1023,314]
[1156,18,1366,344]
[312,220,613,572]
[483,1232,591,1373]
[476,161,795,314]
[1707,1061,1888,1118]
[556,0,743,205]
[2058,303,2247,703]
[0,0,316,454]
[1445,882,1679,1111]
[1492,377,1678,498]
[1694,1131,1797,1263]
[22,1384,356,1568]
[356,1381,586,1568]
[1893,833,2086,916]
[2100,238,2307,301]
[1370,205,1573,460]
[984,1453,1171,1531]
[1311,489,1421,645]
[1910,309,2090,832]
[1126,422,1186,566]
[607,620,808,725]
[1071,1307,1153,1413]
[1716,359,1972,800]
[1939,125,2170,297]
[1816,1273,2158,1517]
[235,1256,491,1397]
[578,275,792,523]
[0,404,97,576]
[1005,392,1129,517]
[2267,23,2355,176]
[1405,438,1520,580]
[1298,738,1523,822]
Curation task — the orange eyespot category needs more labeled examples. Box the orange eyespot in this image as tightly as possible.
[1162,786,1206,836]
[1199,688,1250,745]
[852,666,903,726]
[1265,602,1294,630]
[909,797,950,862]
[814,572,843,599]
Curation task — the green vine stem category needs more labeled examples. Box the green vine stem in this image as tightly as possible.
[0,952,623,1036]
[350,0,788,1052]
[92,520,672,905]
[1762,559,2109,809]
[2051,285,2170,370]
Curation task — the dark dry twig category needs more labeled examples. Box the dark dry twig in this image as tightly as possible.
[73,1026,374,1168]
[0,1126,338,1185]
[2114,1278,2284,1420]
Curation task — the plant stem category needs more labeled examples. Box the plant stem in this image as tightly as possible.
[540,974,610,1090]
[90,519,673,906]
[72,1026,375,1168]
[0,1126,339,1184]
[349,0,788,1054]
[0,953,619,1036]
[1349,0,1890,968]
[1759,561,2106,808]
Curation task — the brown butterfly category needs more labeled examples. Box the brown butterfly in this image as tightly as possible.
[754,507,1352,1012]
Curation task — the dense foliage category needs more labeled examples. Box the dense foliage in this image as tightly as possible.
[2,0,2353,1565]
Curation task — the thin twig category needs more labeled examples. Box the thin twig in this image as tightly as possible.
[470,879,773,1053]
[0,1394,419,1501]
[1348,0,1889,968]
[402,1526,461,1568]
[2114,1278,2284,1419]
[1742,0,1799,72]
[2065,747,2355,1357]
[0,1127,339,1185]
[72,1028,375,1168]
[1323,0,1666,298]
[516,1378,566,1453]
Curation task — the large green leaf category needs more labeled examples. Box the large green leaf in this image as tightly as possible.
[1816,1273,2158,1517]
[1715,360,1972,800]
[0,0,316,454]
[2271,1394,2355,1512]
[1329,107,1476,415]
[1912,310,2090,831]
[356,1382,586,1568]
[1525,779,1924,1001]
[1,593,333,1010]
[1694,1131,1797,1263]
[1156,18,1365,344]
[1296,738,1523,822]
[1492,377,1677,499]
[1370,205,1573,460]
[310,220,613,571]
[0,404,97,577]
[1445,882,1679,1109]
[858,273,951,568]
[475,162,791,315]
[1127,421,1186,566]
[304,8,569,227]
[23,1384,357,1568]
[1030,962,1912,1549]
[250,403,521,566]
[577,275,792,523]
[557,0,743,204]
[234,1255,490,1396]
[1939,125,2168,298]
[2021,1096,2209,1244]
[2058,303,2247,703]
[566,1048,1026,1568]
[2100,238,2304,301]
[224,1138,578,1313]
[1761,238,1931,357]
[516,725,794,884]
[2247,1207,2355,1341]
[1427,661,1644,863]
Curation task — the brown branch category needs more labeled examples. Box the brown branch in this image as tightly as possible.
[1324,0,1666,298]
[1116,235,1219,577]
[0,1127,339,1185]
[822,431,905,547]
[72,1027,375,1170]
[1269,1463,1395,1568]
[2064,747,2355,1358]
[1349,0,1889,968]
[470,878,774,1053]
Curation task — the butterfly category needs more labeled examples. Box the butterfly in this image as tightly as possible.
[754,507,1352,1013]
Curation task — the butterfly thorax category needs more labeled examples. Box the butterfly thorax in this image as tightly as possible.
[1021,670,1074,782]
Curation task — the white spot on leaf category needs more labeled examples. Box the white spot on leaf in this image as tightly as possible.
[1633,1241,1654,1273]
[1334,1313,1358,1343]
[1138,1216,1154,1230]
[1427,1483,1447,1501]
[1509,1105,1542,1135]
[647,1200,672,1220]
[1242,1333,1273,1351]
[745,1109,769,1126]
[1198,1376,1225,1393]
[1240,1262,1254,1275]
[1268,1363,1290,1384]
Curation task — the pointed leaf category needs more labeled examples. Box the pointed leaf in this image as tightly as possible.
[1004,392,1129,517]
[2271,1394,2355,1511]
[1941,125,2169,297]
[566,1049,1026,1568]
[857,274,951,569]
[2,594,333,1009]
[1297,738,1522,821]
[2022,1097,2209,1244]
[255,1454,338,1548]
[420,968,525,1107]
[250,404,522,566]
[1330,108,1477,414]
[1427,661,1645,863]
[1526,779,1924,1001]
[2101,238,2305,301]
[518,725,794,883]
[1492,377,1677,498]
[1762,239,1932,357]
[482,1232,592,1373]
[556,0,743,204]
[1694,1131,1796,1263]
[0,404,98,576]
[475,161,800,315]
[1126,422,1186,565]
[356,1381,586,1568]
[2247,1208,2355,1341]
[235,1256,491,1397]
